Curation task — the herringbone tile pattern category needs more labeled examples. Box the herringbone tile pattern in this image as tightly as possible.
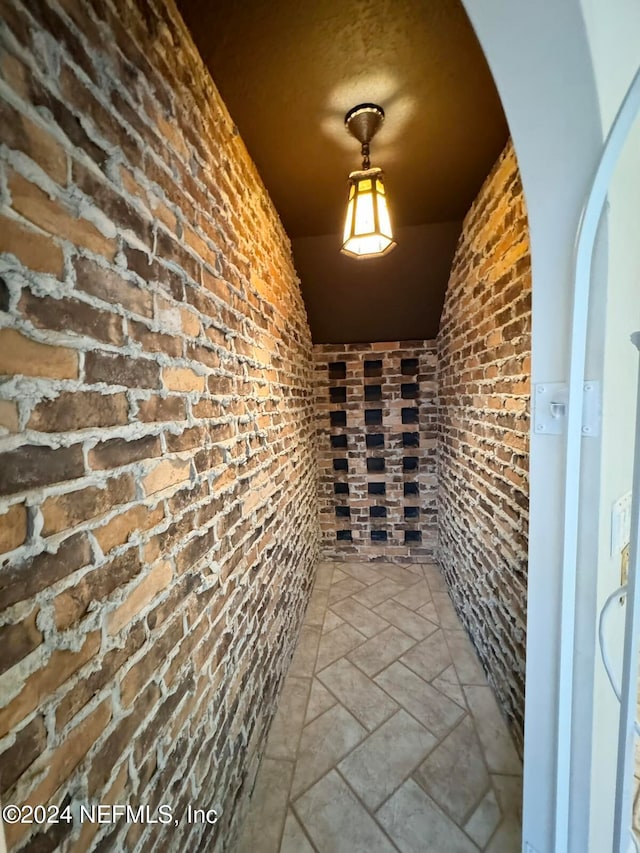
[237,562,522,852]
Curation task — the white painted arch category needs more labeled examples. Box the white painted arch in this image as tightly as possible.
[460,1,640,851]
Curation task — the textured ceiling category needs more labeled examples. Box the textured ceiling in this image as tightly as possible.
[177,0,507,342]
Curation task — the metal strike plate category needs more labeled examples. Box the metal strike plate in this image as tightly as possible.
[533,381,600,437]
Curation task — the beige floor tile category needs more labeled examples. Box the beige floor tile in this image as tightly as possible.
[280,809,315,853]
[376,778,480,853]
[314,563,335,591]
[352,577,406,608]
[235,758,293,853]
[417,600,440,624]
[328,576,367,604]
[291,704,366,797]
[331,567,348,585]
[484,817,522,852]
[237,559,523,853]
[318,658,398,731]
[338,562,386,586]
[464,788,502,848]
[422,562,449,593]
[392,580,432,610]
[288,625,321,678]
[348,625,416,677]
[374,599,438,640]
[433,591,464,629]
[338,709,437,810]
[305,677,337,724]
[294,770,397,853]
[266,676,311,760]
[377,563,421,586]
[484,775,523,853]
[413,714,490,822]
[401,629,452,682]
[315,623,367,672]
[304,587,330,627]
[330,596,390,638]
[322,610,344,634]
[432,664,467,707]
[465,687,522,775]
[375,661,465,738]
[491,773,523,821]
[445,630,488,685]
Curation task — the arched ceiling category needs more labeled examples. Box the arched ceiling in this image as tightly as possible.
[177,0,508,342]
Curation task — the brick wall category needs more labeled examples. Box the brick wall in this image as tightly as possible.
[314,341,438,561]
[437,140,531,749]
[0,1,318,851]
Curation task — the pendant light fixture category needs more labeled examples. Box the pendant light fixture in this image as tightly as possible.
[341,103,396,259]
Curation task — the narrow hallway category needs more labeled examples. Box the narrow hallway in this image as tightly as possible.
[238,561,522,852]
[0,4,531,852]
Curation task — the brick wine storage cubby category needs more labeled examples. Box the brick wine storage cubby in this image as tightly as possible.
[315,341,438,561]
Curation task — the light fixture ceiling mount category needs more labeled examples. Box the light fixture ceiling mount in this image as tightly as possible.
[341,103,396,259]
[344,103,385,162]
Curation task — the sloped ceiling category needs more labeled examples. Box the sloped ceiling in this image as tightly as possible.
[177,0,508,342]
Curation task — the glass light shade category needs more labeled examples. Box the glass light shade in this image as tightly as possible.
[341,167,396,259]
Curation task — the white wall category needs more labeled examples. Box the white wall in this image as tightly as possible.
[580,1,640,848]
[463,1,640,850]
[460,2,604,851]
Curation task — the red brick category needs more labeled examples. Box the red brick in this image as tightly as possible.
[0,715,47,795]
[74,256,153,317]
[119,616,183,707]
[0,52,104,166]
[142,458,191,496]
[94,503,164,554]
[0,400,19,433]
[8,171,116,259]
[165,425,205,453]
[107,560,173,634]
[88,434,162,470]
[28,391,129,432]
[18,290,123,345]
[0,98,66,183]
[136,395,187,423]
[0,0,319,840]
[129,319,182,357]
[0,502,28,554]
[0,329,78,380]
[0,607,42,676]
[55,623,146,730]
[186,342,220,370]
[0,214,64,277]
[72,160,151,241]
[437,140,530,748]
[0,532,91,609]
[208,374,235,395]
[163,365,206,393]
[85,351,160,389]
[54,547,143,630]
[41,473,136,536]
[0,631,100,737]
[20,700,112,814]
[0,443,84,497]
[88,682,160,795]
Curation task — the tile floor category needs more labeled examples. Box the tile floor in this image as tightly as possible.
[236,561,522,853]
